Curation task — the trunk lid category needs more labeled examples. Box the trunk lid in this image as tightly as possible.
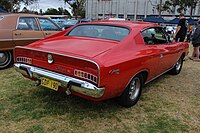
[27,36,118,58]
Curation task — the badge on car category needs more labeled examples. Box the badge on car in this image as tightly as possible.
[48,54,54,64]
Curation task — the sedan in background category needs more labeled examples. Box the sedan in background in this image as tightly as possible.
[0,13,62,69]
[14,21,188,107]
[62,19,80,29]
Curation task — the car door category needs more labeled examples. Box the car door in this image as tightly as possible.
[13,17,45,46]
[143,27,180,75]
[141,28,163,78]
[38,17,61,38]
[156,28,182,70]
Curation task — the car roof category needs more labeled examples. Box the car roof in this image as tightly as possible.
[79,20,158,30]
[1,13,48,18]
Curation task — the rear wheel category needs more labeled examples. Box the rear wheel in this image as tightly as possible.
[169,56,183,75]
[118,74,143,108]
[0,51,13,69]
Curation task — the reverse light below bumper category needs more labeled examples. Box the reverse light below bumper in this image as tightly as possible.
[14,63,105,98]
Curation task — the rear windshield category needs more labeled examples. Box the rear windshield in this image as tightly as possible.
[67,24,130,41]
[0,16,4,21]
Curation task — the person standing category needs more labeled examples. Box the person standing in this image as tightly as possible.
[190,21,200,61]
[174,13,188,42]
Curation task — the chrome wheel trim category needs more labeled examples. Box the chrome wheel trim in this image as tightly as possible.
[175,58,182,71]
[129,77,141,100]
[0,51,9,66]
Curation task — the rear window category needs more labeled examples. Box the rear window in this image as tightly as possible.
[0,16,4,21]
[67,24,130,41]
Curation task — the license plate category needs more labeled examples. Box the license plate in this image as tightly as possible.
[41,77,60,91]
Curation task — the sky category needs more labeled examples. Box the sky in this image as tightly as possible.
[21,0,72,15]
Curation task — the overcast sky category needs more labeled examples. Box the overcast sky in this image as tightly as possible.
[21,0,72,14]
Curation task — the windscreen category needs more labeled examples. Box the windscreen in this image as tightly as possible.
[67,25,130,41]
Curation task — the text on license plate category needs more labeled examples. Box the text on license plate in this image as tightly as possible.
[41,77,60,91]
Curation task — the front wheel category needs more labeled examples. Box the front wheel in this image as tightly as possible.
[169,56,183,75]
[118,74,144,108]
[0,51,13,69]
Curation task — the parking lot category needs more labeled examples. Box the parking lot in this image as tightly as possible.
[0,46,200,132]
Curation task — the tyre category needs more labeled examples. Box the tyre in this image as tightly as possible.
[118,74,144,108]
[0,51,13,69]
[169,56,183,75]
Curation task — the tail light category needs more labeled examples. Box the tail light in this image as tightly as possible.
[74,69,97,84]
[16,57,32,64]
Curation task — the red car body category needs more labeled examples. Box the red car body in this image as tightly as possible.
[14,21,189,107]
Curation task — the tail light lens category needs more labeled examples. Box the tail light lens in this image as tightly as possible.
[16,57,32,64]
[74,69,97,84]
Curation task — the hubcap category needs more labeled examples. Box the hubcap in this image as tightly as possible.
[176,58,182,71]
[0,52,8,66]
[129,77,141,100]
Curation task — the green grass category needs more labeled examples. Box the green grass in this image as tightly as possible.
[0,56,200,132]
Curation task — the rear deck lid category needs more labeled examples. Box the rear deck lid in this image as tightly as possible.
[27,36,118,58]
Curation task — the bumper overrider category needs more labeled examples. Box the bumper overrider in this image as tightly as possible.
[14,63,105,98]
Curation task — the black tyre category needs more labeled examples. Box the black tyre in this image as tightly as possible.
[169,56,183,75]
[118,74,143,108]
[0,51,13,69]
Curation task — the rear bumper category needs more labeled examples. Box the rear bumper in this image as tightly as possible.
[14,63,105,98]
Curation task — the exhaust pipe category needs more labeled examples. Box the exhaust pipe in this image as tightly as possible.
[65,88,71,95]
[35,80,41,86]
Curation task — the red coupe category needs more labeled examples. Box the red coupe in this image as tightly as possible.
[14,21,189,107]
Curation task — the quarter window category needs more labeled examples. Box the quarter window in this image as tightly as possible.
[38,18,60,31]
[17,17,39,31]
[142,27,168,45]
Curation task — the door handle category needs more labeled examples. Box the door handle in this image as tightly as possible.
[160,54,164,58]
[15,33,22,36]
[45,33,51,35]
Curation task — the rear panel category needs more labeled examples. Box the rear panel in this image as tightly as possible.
[15,47,100,86]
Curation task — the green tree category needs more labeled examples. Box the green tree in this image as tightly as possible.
[162,0,200,17]
[0,0,38,12]
[64,0,85,19]
[43,8,71,16]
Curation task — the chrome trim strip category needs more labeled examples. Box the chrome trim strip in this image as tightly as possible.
[16,16,19,30]
[144,67,173,84]
[0,38,42,42]
[0,39,13,41]
[15,46,101,86]
[14,63,105,98]
[13,38,42,41]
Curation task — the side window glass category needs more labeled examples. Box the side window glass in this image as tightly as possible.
[17,17,39,31]
[153,27,168,44]
[38,18,60,31]
[142,28,156,45]
[142,27,167,45]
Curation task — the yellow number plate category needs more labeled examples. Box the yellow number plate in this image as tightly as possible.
[41,77,60,91]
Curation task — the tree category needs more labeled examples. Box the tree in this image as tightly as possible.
[0,0,38,12]
[43,8,71,16]
[161,0,200,17]
[63,0,85,19]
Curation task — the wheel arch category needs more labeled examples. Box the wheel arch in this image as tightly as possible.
[125,69,149,90]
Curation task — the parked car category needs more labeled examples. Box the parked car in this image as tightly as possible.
[14,21,189,107]
[62,19,80,29]
[52,18,66,27]
[0,13,62,69]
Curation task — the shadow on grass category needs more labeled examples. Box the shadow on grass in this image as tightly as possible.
[6,84,121,121]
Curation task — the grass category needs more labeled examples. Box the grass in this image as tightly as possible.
[0,46,200,132]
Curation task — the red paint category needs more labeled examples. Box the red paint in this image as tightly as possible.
[14,21,189,101]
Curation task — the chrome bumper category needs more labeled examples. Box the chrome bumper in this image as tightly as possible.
[14,63,105,98]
